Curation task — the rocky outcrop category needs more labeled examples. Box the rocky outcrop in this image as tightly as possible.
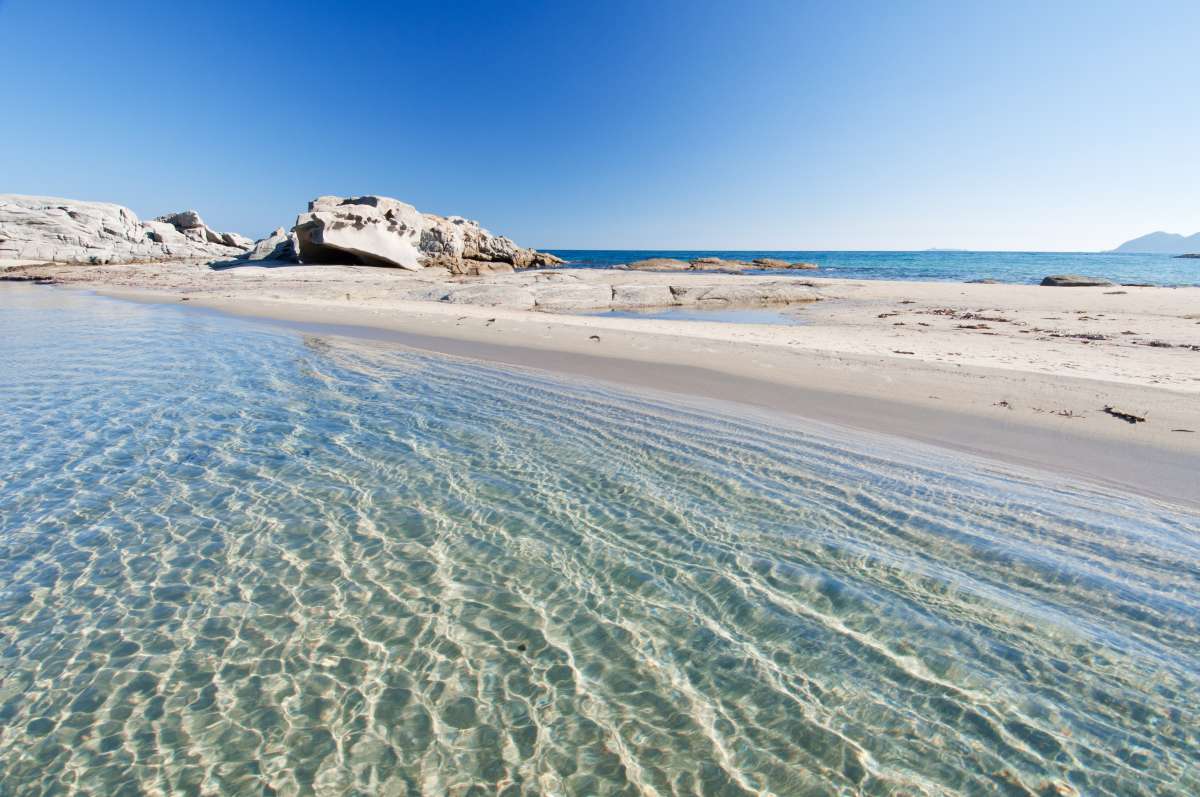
[1175,253,1199,259]
[243,227,299,262]
[0,195,250,263]
[622,256,819,272]
[291,195,563,272]
[155,211,253,250]
[1040,274,1116,287]
[751,258,818,270]
[623,258,693,271]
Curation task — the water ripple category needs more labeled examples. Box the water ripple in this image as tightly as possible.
[0,286,1197,795]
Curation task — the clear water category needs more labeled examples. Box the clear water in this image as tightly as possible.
[547,250,1200,287]
[585,307,809,325]
[1,285,1198,796]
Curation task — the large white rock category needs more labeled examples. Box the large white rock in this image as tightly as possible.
[0,195,250,263]
[291,195,564,271]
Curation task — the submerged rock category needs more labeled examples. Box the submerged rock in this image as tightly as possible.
[0,195,250,263]
[1040,274,1116,287]
[291,195,563,272]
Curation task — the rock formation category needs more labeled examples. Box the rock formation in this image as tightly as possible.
[750,257,819,270]
[243,227,299,262]
[622,258,693,271]
[622,256,819,272]
[1040,274,1116,287]
[289,195,563,272]
[0,195,250,263]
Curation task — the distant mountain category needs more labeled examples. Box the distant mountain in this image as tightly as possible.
[1111,230,1200,254]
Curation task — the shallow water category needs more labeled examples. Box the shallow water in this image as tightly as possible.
[549,249,1200,287]
[1,285,1198,796]
[584,307,808,326]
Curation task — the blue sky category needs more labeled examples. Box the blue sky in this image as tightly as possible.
[1,0,1197,250]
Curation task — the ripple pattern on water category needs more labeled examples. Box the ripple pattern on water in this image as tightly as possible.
[0,286,1198,796]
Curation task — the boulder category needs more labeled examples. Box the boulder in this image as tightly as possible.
[221,232,254,249]
[291,195,563,272]
[425,256,516,276]
[1040,274,1116,287]
[142,220,189,245]
[0,195,250,263]
[622,258,692,271]
[751,258,819,270]
[294,195,426,269]
[243,227,299,262]
[689,257,749,271]
[154,210,250,249]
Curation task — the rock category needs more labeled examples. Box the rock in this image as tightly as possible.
[426,256,516,276]
[142,220,189,245]
[1175,253,1200,259]
[612,285,677,309]
[1040,274,1116,287]
[533,284,614,312]
[0,195,250,263]
[622,258,692,271]
[154,210,249,249]
[291,195,562,272]
[221,232,254,249]
[294,195,426,269]
[623,256,818,273]
[689,257,749,271]
[439,284,536,309]
[670,283,819,306]
[750,258,819,270]
[968,278,1001,284]
[243,227,299,262]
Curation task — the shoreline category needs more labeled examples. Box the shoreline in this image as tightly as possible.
[71,279,1200,509]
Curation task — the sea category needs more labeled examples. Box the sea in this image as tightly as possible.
[1,285,1197,795]
[548,250,1199,286]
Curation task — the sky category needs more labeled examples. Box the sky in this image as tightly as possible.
[1,0,1197,250]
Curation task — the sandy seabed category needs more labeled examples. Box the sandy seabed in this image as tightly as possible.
[5,259,1198,506]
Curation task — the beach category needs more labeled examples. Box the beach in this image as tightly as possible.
[6,260,1198,506]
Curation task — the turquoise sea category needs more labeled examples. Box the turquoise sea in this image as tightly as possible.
[548,250,1200,287]
[1,285,1198,795]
